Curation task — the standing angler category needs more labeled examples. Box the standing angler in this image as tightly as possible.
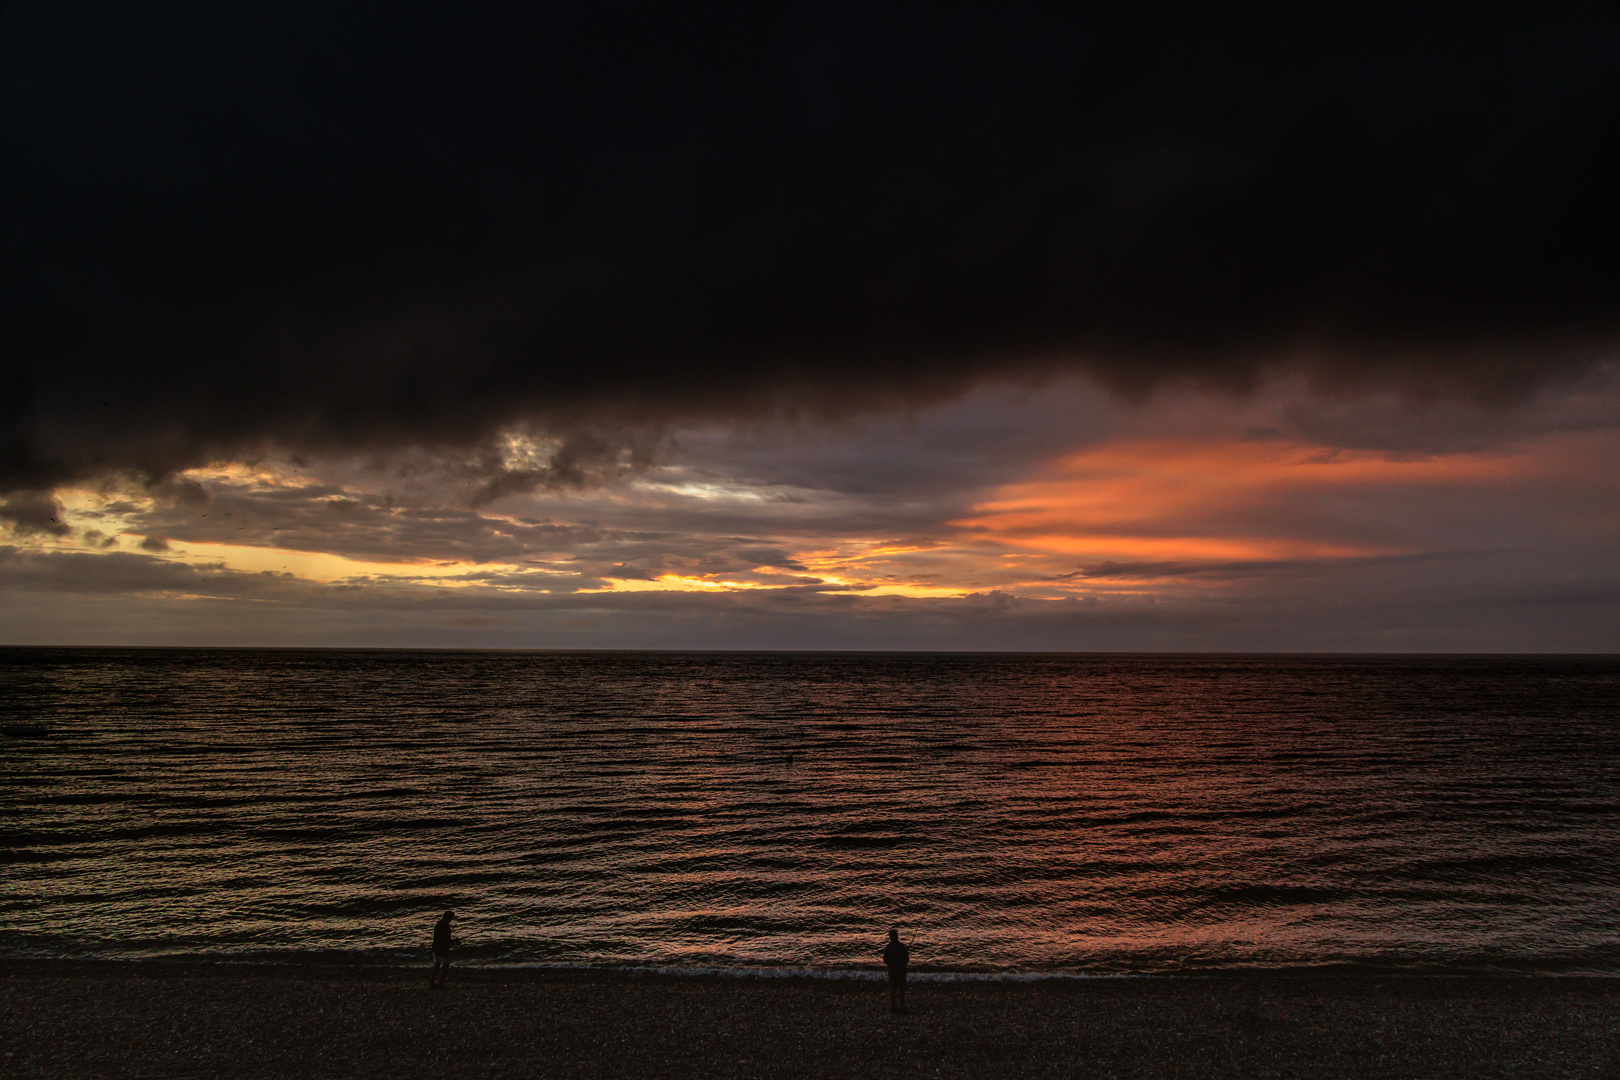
[882,927,910,1015]
[430,910,454,988]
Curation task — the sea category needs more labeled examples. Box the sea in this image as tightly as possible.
[1,649,1617,977]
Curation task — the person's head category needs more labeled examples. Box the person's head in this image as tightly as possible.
[442,910,454,922]
[888,927,899,940]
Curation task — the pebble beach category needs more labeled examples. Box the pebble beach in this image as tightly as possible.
[3,961,1616,1079]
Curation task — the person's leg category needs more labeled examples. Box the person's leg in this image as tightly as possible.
[897,974,907,1014]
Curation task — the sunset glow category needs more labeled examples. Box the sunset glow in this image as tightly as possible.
[4,2,1619,650]
[10,396,1615,650]
[8,12,1620,1077]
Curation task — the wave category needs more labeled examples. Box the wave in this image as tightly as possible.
[4,651,1618,980]
[2,946,1615,979]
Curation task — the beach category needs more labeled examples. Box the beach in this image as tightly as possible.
[3,962,1615,1079]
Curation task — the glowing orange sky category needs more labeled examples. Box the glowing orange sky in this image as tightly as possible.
[7,380,1620,650]
[27,426,1619,601]
[957,437,1518,561]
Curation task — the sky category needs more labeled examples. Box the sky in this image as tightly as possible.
[3,3,1620,650]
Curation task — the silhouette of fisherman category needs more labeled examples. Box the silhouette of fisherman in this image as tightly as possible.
[881,927,910,1014]
[430,910,454,988]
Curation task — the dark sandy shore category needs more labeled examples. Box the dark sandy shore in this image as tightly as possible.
[2,961,1616,1079]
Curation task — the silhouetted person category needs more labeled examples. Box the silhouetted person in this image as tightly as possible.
[430,910,454,988]
[881,927,910,1014]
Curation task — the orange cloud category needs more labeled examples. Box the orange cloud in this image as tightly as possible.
[954,431,1617,574]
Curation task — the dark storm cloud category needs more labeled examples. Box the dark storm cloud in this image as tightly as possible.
[0,545,279,596]
[5,2,1620,490]
[0,492,69,536]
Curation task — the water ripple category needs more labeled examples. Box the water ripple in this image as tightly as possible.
[1,649,1617,973]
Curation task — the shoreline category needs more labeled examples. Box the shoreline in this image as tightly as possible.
[5,959,1617,1078]
[5,956,1620,981]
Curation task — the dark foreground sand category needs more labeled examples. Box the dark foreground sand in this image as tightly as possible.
[2,961,1616,1079]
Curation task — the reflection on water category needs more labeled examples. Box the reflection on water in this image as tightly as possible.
[1,650,1617,973]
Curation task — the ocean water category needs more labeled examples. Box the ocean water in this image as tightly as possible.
[1,649,1617,975]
